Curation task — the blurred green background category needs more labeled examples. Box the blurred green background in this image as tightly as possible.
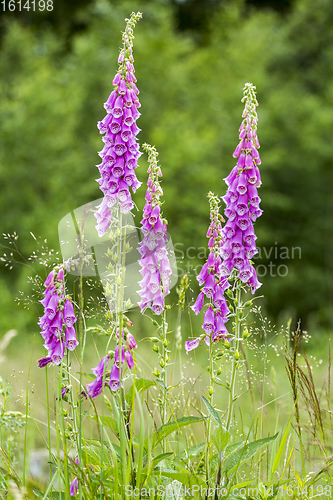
[1,0,333,339]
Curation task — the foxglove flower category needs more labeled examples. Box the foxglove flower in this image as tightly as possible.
[186,193,230,354]
[220,83,262,293]
[37,267,78,368]
[94,12,143,237]
[86,327,137,398]
[137,144,172,314]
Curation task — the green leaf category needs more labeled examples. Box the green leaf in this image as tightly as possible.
[144,416,204,451]
[201,395,222,427]
[272,421,291,474]
[225,433,279,476]
[175,442,205,462]
[91,415,119,437]
[32,490,45,498]
[211,426,231,454]
[153,467,205,487]
[125,378,157,406]
[155,378,168,392]
[141,452,173,476]
[49,494,66,499]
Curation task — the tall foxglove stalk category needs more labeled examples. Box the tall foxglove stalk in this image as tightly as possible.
[221,83,263,431]
[186,192,230,490]
[95,12,142,237]
[139,144,172,431]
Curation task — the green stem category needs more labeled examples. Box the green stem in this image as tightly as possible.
[205,324,214,491]
[45,366,52,484]
[226,284,242,431]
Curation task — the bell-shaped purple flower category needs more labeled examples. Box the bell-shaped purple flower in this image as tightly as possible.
[185,337,200,354]
[63,298,76,328]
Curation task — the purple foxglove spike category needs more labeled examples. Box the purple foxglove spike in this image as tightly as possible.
[121,200,134,213]
[40,328,53,341]
[248,184,261,208]
[237,152,246,169]
[110,116,122,135]
[44,270,55,288]
[109,364,121,392]
[215,314,229,340]
[131,123,141,136]
[57,268,64,281]
[38,356,52,368]
[154,218,166,239]
[235,194,249,216]
[219,258,233,277]
[40,287,54,307]
[152,290,164,315]
[125,332,137,350]
[233,249,245,270]
[248,267,261,293]
[213,285,228,312]
[185,337,200,354]
[245,154,253,169]
[92,355,110,378]
[220,240,232,260]
[224,165,238,187]
[114,134,127,156]
[245,244,258,259]
[87,376,104,399]
[236,172,248,195]
[231,229,243,254]
[149,205,161,225]
[123,107,134,126]
[96,216,112,237]
[138,298,151,311]
[223,221,236,239]
[38,313,51,330]
[121,124,132,142]
[112,96,124,118]
[203,306,215,335]
[208,237,214,248]
[131,82,139,95]
[197,262,209,286]
[63,298,76,327]
[118,78,127,95]
[124,88,133,107]
[239,265,253,283]
[104,88,118,112]
[65,326,79,351]
[236,216,250,231]
[203,272,215,298]
[190,291,204,315]
[243,224,256,244]
[125,349,134,369]
[50,338,65,365]
[115,345,125,368]
[50,310,63,337]
[224,207,237,222]
[160,258,172,278]
[45,293,59,321]
[118,179,130,202]
[232,142,242,158]
[148,272,161,294]
[112,73,121,86]
[249,208,263,222]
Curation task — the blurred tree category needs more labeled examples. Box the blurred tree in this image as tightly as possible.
[0,0,332,334]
